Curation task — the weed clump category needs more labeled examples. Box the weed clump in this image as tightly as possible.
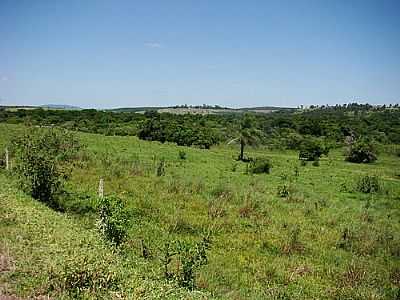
[277,184,290,198]
[211,184,234,201]
[53,254,118,297]
[337,227,354,251]
[208,199,227,219]
[281,224,304,254]
[356,175,381,193]
[162,237,211,290]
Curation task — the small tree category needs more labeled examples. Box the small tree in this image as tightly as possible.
[228,114,262,161]
[12,127,81,206]
[298,139,328,161]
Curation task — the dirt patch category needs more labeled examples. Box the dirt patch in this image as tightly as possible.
[0,252,14,273]
[0,247,18,300]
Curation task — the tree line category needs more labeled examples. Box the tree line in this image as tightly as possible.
[1,103,399,150]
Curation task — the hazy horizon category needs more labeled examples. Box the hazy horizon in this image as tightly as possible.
[1,1,399,108]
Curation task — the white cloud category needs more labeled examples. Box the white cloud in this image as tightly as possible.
[144,42,162,48]
[1,76,8,81]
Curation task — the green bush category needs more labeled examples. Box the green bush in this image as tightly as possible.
[356,175,381,193]
[97,196,128,246]
[345,139,377,163]
[178,150,187,160]
[298,139,328,161]
[247,157,272,174]
[12,127,81,206]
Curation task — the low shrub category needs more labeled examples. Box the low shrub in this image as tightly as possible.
[356,175,381,193]
[162,237,211,289]
[345,139,377,163]
[247,157,272,174]
[178,150,187,160]
[96,195,128,246]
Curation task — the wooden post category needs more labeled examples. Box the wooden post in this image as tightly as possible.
[98,178,104,198]
[5,148,9,171]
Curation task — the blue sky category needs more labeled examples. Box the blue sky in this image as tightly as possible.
[0,0,399,108]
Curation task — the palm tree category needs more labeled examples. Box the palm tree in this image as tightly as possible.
[228,114,262,161]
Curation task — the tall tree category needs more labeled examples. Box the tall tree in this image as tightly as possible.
[228,114,262,161]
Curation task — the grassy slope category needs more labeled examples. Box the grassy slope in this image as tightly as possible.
[1,123,400,299]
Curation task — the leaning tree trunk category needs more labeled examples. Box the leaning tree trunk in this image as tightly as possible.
[239,139,245,161]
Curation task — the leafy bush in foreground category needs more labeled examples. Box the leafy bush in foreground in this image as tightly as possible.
[12,127,81,206]
[97,195,128,246]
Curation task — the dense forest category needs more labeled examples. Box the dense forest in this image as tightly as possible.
[1,103,399,150]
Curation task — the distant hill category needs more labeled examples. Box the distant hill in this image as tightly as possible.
[109,105,294,114]
[1,104,294,114]
[108,107,164,113]
[40,104,81,110]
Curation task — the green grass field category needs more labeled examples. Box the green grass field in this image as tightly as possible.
[1,123,399,299]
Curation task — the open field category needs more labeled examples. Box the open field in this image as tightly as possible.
[1,123,400,299]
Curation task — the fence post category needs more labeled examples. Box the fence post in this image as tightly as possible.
[98,178,104,198]
[5,148,9,171]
